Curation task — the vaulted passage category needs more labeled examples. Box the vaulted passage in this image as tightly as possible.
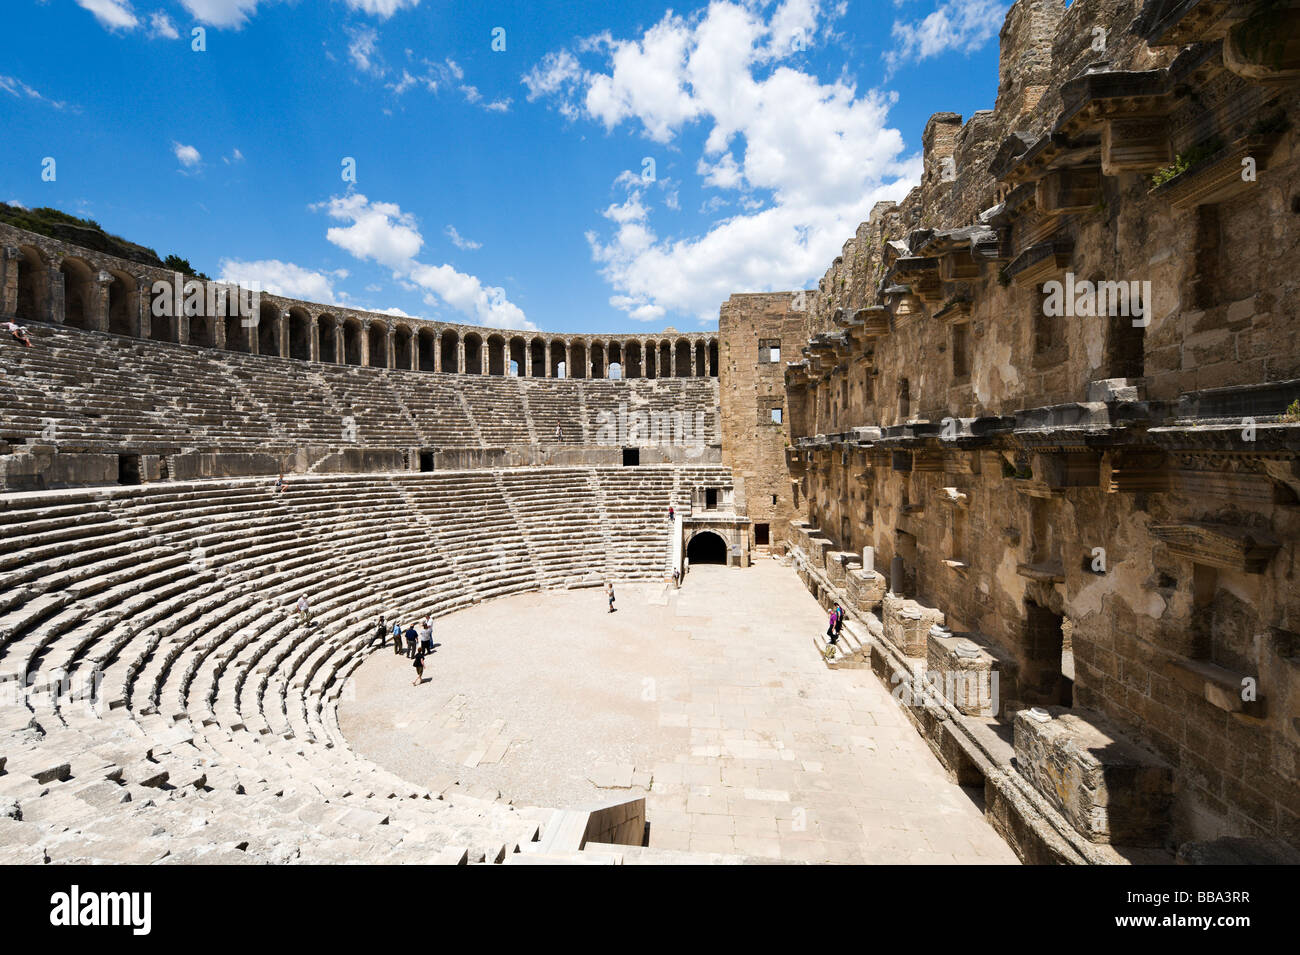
[687,531,728,565]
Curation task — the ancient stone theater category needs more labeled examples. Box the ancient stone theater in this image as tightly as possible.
[0,0,1296,864]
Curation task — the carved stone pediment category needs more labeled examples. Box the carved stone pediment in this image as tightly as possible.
[1150,521,1281,573]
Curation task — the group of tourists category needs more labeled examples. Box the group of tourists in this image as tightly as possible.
[826,603,846,644]
[374,613,436,685]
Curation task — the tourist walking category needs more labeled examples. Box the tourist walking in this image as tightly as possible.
[833,604,846,644]
[668,506,675,522]
[554,424,562,441]
[672,568,680,589]
[412,648,425,686]
[420,618,434,654]
[404,623,419,658]
[296,594,312,627]
[606,580,616,613]
[374,614,388,648]
[392,621,404,655]
[826,606,839,645]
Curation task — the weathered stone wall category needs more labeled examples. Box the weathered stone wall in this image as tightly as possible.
[720,0,1300,853]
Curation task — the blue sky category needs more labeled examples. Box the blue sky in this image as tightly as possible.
[2,0,1010,334]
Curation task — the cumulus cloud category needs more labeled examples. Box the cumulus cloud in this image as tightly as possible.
[74,0,138,30]
[172,142,202,168]
[148,11,180,39]
[384,56,510,111]
[884,0,1008,75]
[344,0,420,17]
[218,259,349,303]
[525,0,918,323]
[348,27,385,76]
[176,0,266,28]
[317,193,533,330]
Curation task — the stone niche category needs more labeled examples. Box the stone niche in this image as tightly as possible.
[1013,707,1173,847]
[882,595,945,658]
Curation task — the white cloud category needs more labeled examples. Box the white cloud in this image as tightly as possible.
[344,0,420,17]
[445,225,481,250]
[348,27,384,76]
[172,142,202,167]
[223,148,244,164]
[149,11,179,39]
[177,0,265,28]
[6,199,28,210]
[75,0,138,30]
[526,0,917,323]
[385,56,510,111]
[884,0,1008,75]
[317,193,533,330]
[0,74,71,111]
[218,258,349,303]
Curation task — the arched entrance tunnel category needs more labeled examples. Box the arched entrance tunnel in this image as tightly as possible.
[686,531,728,565]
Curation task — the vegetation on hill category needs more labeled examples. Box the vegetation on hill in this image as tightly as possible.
[0,203,211,279]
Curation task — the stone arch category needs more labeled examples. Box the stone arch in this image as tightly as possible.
[394,325,414,370]
[417,327,437,371]
[590,341,605,379]
[440,329,460,373]
[625,340,642,379]
[686,530,728,565]
[223,290,249,353]
[59,256,95,329]
[149,284,176,342]
[694,340,706,377]
[530,337,547,377]
[464,332,483,374]
[708,339,718,377]
[190,312,215,348]
[675,339,692,377]
[288,307,312,361]
[15,245,48,322]
[257,300,280,356]
[487,334,506,376]
[106,270,138,337]
[570,340,587,379]
[367,321,388,368]
[658,340,672,377]
[343,317,364,365]
[549,337,566,377]
[645,342,657,379]
[508,336,527,377]
[607,341,622,374]
[318,313,339,363]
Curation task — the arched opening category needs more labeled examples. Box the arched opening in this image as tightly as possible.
[318,314,339,362]
[15,246,48,322]
[418,328,437,371]
[549,339,566,378]
[708,340,718,377]
[464,333,483,374]
[487,334,506,375]
[675,339,691,377]
[258,301,280,356]
[367,322,388,367]
[530,337,546,377]
[149,285,176,342]
[625,341,642,379]
[223,290,249,353]
[570,341,587,379]
[591,342,605,379]
[343,318,364,365]
[509,337,526,376]
[394,325,413,370]
[190,313,215,348]
[608,342,622,375]
[695,341,706,377]
[686,531,728,565]
[107,271,137,336]
[440,330,459,373]
[59,257,95,329]
[288,308,312,361]
[658,341,671,377]
[609,362,623,380]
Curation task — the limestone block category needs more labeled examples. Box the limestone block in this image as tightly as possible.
[1013,707,1173,847]
[806,535,832,568]
[824,550,859,586]
[845,568,886,613]
[882,596,944,657]
[925,631,1013,718]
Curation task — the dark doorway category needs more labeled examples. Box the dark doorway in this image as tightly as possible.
[1024,600,1072,706]
[419,450,434,472]
[118,454,142,485]
[686,532,727,565]
[622,447,640,466]
[754,522,769,546]
[705,488,718,509]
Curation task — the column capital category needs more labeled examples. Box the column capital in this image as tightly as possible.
[2,246,19,261]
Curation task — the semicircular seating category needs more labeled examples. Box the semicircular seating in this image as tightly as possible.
[0,465,734,863]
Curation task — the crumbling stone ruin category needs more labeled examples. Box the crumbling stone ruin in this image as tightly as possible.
[719,0,1300,862]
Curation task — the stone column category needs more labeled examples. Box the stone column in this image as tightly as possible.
[279,309,290,358]
[309,316,319,362]
[93,271,112,333]
[457,337,466,375]
[333,317,344,364]
[524,344,532,378]
[49,265,64,325]
[0,247,18,319]
[433,332,441,373]
[386,327,397,369]
[135,278,150,338]
[360,320,372,366]
[589,344,597,380]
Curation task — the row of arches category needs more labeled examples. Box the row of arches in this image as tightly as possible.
[6,244,720,379]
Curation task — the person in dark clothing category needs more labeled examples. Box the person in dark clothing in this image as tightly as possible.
[412,649,425,686]
[374,615,388,648]
[404,624,419,658]
[833,604,846,643]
